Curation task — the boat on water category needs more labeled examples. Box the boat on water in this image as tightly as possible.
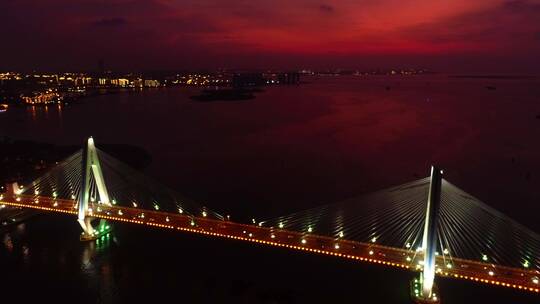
[0,104,8,113]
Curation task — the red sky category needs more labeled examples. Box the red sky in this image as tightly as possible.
[1,0,539,72]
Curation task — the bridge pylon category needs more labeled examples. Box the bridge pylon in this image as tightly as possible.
[412,166,442,303]
[77,137,111,241]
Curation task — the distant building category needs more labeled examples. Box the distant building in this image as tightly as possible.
[144,79,160,88]
[232,73,265,88]
[277,72,300,85]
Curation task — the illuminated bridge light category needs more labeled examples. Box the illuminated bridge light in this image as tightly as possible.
[117,210,123,215]
[446,263,452,269]
[482,254,488,262]
[307,226,313,233]
[406,256,412,262]
[71,195,76,199]
[165,216,170,222]
[405,242,411,248]
[178,208,183,214]
[443,248,449,255]
[334,244,340,249]
[368,250,374,255]
[301,239,307,244]
[532,277,539,284]
[202,211,207,217]
[270,234,275,239]
[190,219,195,226]
[132,202,138,208]
[523,261,530,268]
[488,271,495,276]
[34,190,39,195]
[338,231,344,238]
[154,205,160,211]
[371,237,377,243]
[112,199,116,205]
[278,223,284,229]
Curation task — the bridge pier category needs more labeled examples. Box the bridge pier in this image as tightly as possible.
[78,137,112,241]
[411,166,442,304]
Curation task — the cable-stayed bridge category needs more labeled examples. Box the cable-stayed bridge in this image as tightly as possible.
[1,137,539,303]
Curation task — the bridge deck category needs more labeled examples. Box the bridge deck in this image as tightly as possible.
[1,194,539,294]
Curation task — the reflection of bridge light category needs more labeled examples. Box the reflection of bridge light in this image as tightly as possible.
[334,244,340,249]
[301,239,307,244]
[270,234,275,239]
[533,277,539,284]
[165,216,170,222]
[488,271,495,276]
[369,250,374,255]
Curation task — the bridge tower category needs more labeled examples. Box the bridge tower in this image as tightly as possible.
[412,166,442,303]
[78,137,111,241]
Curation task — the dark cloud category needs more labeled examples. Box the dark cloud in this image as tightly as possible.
[503,0,540,12]
[399,0,540,47]
[319,4,335,13]
[92,17,128,27]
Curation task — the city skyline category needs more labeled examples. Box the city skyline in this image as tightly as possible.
[1,0,540,73]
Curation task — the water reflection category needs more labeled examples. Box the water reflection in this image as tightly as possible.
[81,231,114,271]
[25,104,63,122]
[3,234,13,252]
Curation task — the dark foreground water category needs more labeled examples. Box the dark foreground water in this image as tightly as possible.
[1,75,540,303]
